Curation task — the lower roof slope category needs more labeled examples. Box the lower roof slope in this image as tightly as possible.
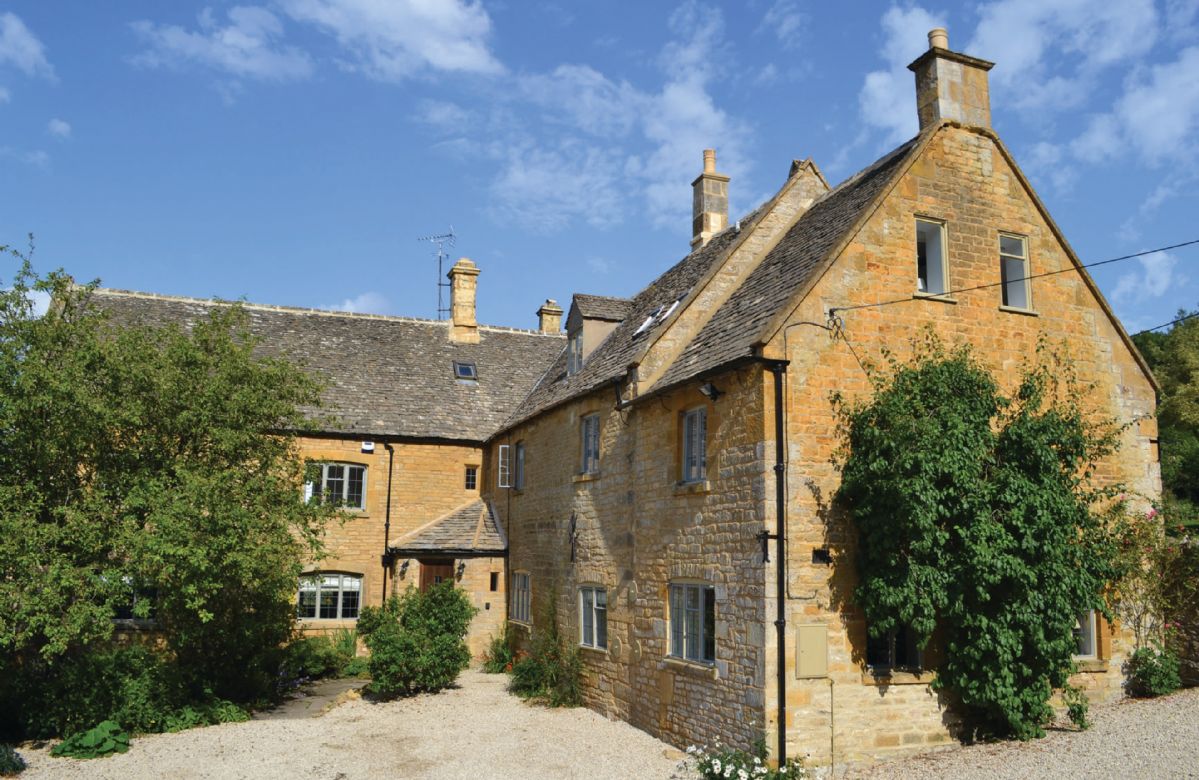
[90,289,565,442]
[656,137,921,390]
[390,499,506,556]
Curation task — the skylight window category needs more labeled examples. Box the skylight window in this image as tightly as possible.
[453,361,478,380]
[632,296,685,338]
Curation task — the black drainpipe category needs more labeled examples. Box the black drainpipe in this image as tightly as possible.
[769,361,788,767]
[381,442,395,603]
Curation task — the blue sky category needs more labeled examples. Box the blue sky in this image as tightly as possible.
[1,1,1197,333]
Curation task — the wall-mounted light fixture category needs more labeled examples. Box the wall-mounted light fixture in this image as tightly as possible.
[698,382,724,402]
[456,561,467,580]
[398,559,410,578]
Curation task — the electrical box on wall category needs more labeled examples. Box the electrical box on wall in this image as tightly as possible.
[796,624,828,678]
[361,441,375,454]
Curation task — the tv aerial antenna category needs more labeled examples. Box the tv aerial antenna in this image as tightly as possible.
[418,227,456,320]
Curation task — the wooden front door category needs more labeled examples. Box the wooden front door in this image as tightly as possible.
[419,559,454,591]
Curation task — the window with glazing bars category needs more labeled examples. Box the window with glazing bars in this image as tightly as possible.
[682,407,707,483]
[581,414,600,474]
[579,586,608,648]
[307,463,366,510]
[1000,233,1031,309]
[669,583,715,663]
[297,573,361,620]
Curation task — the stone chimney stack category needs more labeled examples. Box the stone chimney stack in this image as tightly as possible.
[907,27,994,131]
[447,257,480,344]
[691,148,729,250]
[536,299,563,334]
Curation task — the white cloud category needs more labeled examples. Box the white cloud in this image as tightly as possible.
[47,118,70,139]
[0,86,9,103]
[857,6,945,145]
[29,289,50,317]
[488,141,625,233]
[586,257,611,275]
[480,2,750,233]
[759,0,806,49]
[1070,114,1120,163]
[967,0,1158,111]
[280,0,503,81]
[518,65,644,138]
[0,146,48,167]
[319,291,391,314]
[1113,47,1199,165]
[131,6,314,81]
[416,99,471,129]
[0,12,54,79]
[1112,251,1180,303]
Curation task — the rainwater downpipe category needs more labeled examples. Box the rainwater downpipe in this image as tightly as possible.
[769,360,788,767]
[381,442,395,603]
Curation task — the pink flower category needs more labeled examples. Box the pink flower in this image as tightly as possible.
[1147,508,1158,519]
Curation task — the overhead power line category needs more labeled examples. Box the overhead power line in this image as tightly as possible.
[829,238,1199,317]
[1134,310,1199,335]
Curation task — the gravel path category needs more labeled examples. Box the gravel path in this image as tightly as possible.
[842,687,1199,780]
[17,670,684,780]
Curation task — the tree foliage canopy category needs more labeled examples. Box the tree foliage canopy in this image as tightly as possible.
[1133,312,1199,531]
[835,338,1125,740]
[0,253,336,712]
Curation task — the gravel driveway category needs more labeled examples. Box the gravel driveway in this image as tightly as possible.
[17,670,684,780]
[842,687,1199,780]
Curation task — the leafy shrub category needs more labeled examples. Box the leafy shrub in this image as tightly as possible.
[836,340,1125,740]
[682,743,807,779]
[506,597,582,707]
[360,583,476,699]
[50,721,130,759]
[1062,685,1090,730]
[281,636,344,682]
[1128,644,1182,697]
[482,624,515,674]
[0,745,25,776]
[162,700,249,733]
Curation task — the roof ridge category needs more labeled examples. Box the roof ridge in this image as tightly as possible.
[88,287,562,337]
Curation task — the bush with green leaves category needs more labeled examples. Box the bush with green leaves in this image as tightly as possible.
[836,338,1125,740]
[507,596,582,707]
[1127,644,1182,697]
[0,253,338,738]
[50,721,130,759]
[482,623,515,674]
[1062,684,1090,730]
[358,583,476,698]
[0,745,25,776]
[682,743,806,779]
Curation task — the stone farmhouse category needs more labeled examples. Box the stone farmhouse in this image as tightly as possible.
[96,29,1158,769]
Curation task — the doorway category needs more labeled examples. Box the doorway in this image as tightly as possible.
[419,559,454,591]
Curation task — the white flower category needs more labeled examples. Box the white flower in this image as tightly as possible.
[739,770,749,780]
[754,757,761,765]
[724,767,734,779]
[712,759,722,773]
[687,746,697,755]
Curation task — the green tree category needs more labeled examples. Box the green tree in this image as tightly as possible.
[0,251,336,720]
[835,338,1124,740]
[1133,312,1199,533]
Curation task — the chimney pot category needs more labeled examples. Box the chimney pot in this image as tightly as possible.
[447,257,481,344]
[691,149,730,251]
[928,27,948,50]
[536,299,563,334]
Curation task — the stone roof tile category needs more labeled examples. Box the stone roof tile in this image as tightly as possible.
[88,290,564,442]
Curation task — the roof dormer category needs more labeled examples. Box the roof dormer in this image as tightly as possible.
[565,294,632,376]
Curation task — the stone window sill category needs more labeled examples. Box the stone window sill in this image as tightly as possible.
[664,656,719,680]
[579,644,609,657]
[510,619,533,631]
[573,472,601,483]
[999,305,1039,317]
[862,667,933,686]
[674,479,711,496]
[913,292,958,304]
[1074,658,1108,673]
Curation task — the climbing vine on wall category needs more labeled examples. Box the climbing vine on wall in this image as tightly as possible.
[834,335,1129,740]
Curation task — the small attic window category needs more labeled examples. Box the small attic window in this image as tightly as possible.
[453,361,478,380]
[632,296,684,338]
